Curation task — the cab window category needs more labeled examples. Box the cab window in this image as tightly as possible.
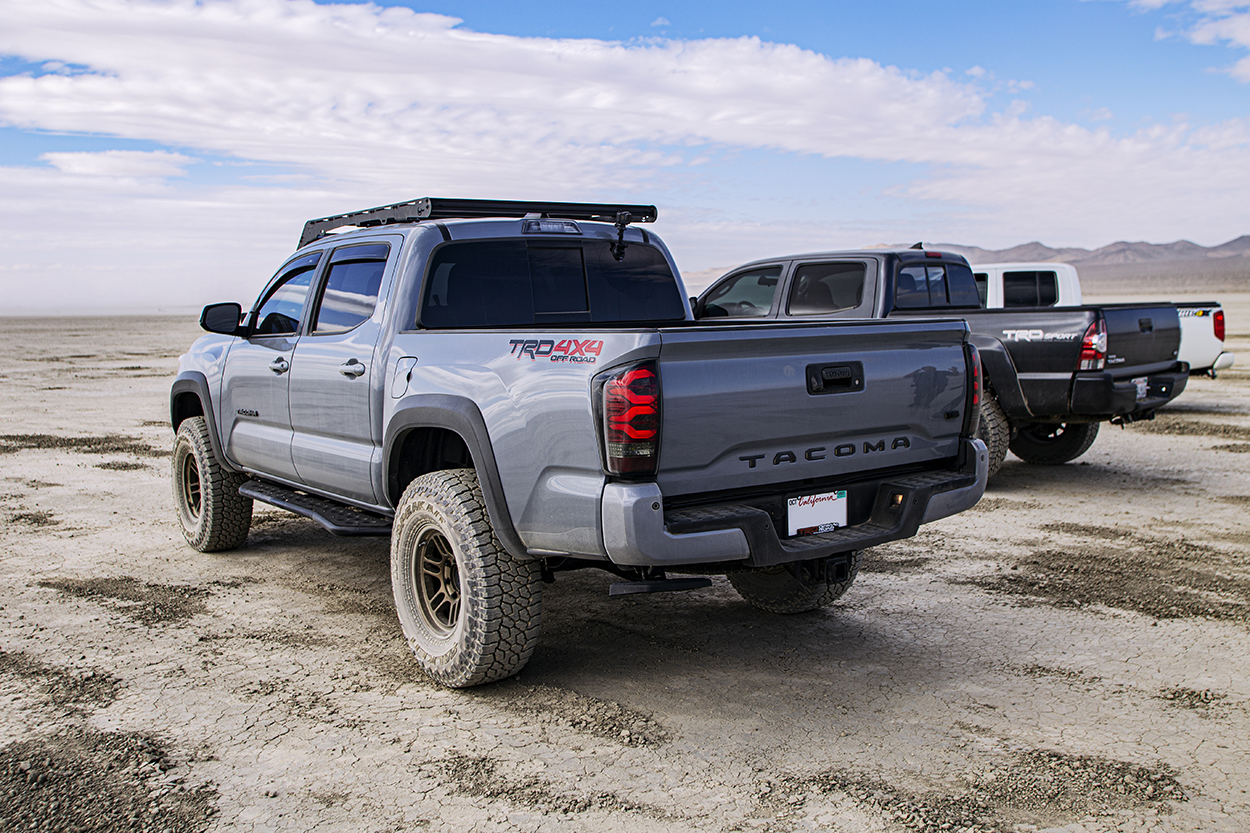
[700,267,782,317]
[312,243,389,334]
[895,263,980,309]
[786,262,866,315]
[252,254,320,336]
[974,272,989,307]
[1003,270,1059,307]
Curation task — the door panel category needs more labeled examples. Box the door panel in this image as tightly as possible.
[288,242,390,504]
[220,335,300,479]
[218,253,320,480]
[289,325,380,503]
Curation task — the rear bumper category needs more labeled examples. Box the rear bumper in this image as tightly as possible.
[1213,352,1235,372]
[601,438,988,568]
[1069,364,1188,418]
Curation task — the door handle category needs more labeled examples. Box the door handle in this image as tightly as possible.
[339,359,366,378]
[269,357,289,375]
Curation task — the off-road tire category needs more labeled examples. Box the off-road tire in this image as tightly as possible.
[390,469,542,688]
[171,416,252,552]
[1009,421,1100,465]
[975,394,1010,477]
[729,552,862,614]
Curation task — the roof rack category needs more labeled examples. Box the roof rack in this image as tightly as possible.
[299,197,658,248]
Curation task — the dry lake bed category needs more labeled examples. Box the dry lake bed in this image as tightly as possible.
[1,295,1248,833]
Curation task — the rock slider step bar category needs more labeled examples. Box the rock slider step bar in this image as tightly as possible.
[239,480,392,537]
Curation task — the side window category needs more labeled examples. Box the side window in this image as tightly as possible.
[787,262,866,315]
[974,272,989,307]
[253,254,320,336]
[312,243,389,334]
[700,267,782,317]
[1003,270,1058,307]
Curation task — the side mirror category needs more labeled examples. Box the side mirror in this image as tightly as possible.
[200,302,245,335]
[689,296,701,318]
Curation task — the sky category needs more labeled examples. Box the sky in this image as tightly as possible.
[1,0,1249,312]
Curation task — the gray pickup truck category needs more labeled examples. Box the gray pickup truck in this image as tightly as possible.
[695,247,1188,476]
[171,199,988,687]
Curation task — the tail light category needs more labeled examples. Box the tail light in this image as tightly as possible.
[963,343,982,436]
[598,360,660,476]
[1214,309,1225,342]
[1078,318,1107,371]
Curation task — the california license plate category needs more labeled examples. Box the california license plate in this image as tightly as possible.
[1133,376,1148,400]
[787,489,848,536]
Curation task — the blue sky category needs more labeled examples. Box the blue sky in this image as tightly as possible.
[1,0,1248,311]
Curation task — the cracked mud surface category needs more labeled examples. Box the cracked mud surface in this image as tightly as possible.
[1,304,1249,833]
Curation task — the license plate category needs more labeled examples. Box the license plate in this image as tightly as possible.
[787,489,847,536]
[1133,376,1148,400]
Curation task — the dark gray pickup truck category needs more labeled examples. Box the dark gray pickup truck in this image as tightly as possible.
[172,201,988,687]
[695,247,1188,475]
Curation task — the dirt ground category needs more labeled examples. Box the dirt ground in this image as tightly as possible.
[1,294,1248,833]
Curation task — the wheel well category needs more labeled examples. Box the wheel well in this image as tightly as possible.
[172,391,204,430]
[390,427,474,499]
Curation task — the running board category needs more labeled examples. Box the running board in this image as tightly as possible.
[609,577,713,596]
[239,480,392,537]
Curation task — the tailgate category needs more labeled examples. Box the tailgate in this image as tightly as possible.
[654,319,970,498]
[1102,303,1181,375]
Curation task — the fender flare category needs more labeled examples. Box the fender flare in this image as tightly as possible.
[170,371,240,473]
[383,394,527,559]
[967,334,1031,420]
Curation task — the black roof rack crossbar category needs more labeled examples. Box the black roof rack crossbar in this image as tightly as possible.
[299,197,658,248]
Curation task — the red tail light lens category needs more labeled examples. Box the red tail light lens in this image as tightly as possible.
[1078,318,1107,371]
[600,361,660,476]
[1214,309,1225,342]
[964,343,982,436]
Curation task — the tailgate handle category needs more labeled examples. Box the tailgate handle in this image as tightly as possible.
[807,362,864,395]
[1139,317,1153,333]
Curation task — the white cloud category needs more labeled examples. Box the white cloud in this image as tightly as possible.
[651,17,671,27]
[1125,0,1250,79]
[40,149,195,178]
[0,0,1247,310]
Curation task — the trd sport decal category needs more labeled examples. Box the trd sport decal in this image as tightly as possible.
[509,339,604,363]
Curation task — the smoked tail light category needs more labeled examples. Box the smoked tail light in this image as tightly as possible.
[597,360,660,476]
[963,343,982,437]
[1214,309,1225,342]
[1078,318,1107,371]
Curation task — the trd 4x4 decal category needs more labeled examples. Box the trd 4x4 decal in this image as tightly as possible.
[509,339,604,363]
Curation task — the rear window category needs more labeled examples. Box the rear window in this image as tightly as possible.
[1003,270,1058,307]
[895,262,980,309]
[419,240,685,328]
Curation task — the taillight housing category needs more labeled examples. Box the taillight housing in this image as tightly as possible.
[963,343,982,437]
[597,360,661,476]
[1214,309,1225,342]
[1078,318,1107,371]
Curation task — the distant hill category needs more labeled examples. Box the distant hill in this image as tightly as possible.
[934,235,1250,293]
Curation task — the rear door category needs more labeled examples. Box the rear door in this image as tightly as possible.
[219,253,321,480]
[288,240,394,504]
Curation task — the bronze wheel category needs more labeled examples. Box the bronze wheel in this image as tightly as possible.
[414,527,461,637]
[391,469,541,688]
[171,416,252,552]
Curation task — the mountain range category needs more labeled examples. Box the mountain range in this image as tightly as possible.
[936,235,1250,266]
